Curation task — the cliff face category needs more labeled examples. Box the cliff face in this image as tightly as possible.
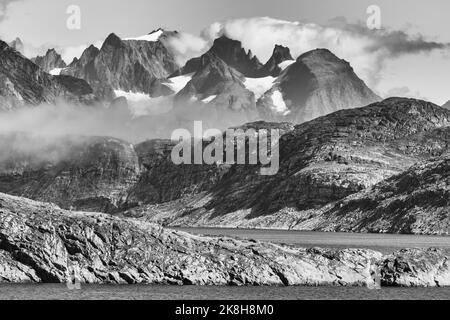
[32,49,67,73]
[0,192,449,286]
[0,134,140,213]
[0,40,97,110]
[62,31,179,100]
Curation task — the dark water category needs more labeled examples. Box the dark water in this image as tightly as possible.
[0,284,449,300]
[173,227,450,254]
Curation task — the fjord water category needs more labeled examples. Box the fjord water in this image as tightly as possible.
[1,284,449,300]
[173,228,450,254]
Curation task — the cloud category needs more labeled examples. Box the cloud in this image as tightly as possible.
[0,0,21,22]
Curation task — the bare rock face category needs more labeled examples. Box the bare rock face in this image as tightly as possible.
[307,153,450,234]
[258,44,294,76]
[258,49,380,122]
[0,40,97,110]
[0,134,140,213]
[174,52,258,128]
[1,192,448,287]
[62,31,179,100]
[32,49,67,73]
[381,248,450,287]
[206,35,264,77]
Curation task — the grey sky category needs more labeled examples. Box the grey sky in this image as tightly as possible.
[0,0,449,104]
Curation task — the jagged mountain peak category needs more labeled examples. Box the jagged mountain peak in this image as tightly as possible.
[102,33,124,48]
[258,44,294,76]
[208,35,264,77]
[31,48,66,73]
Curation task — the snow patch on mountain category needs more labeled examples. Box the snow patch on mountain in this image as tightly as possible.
[49,68,64,76]
[164,73,194,94]
[278,60,295,71]
[202,95,217,103]
[271,90,290,115]
[124,29,164,42]
[114,90,153,103]
[243,76,276,100]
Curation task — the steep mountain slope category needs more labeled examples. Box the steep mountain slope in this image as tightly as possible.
[306,153,450,234]
[62,29,179,100]
[258,49,380,122]
[258,45,294,77]
[173,51,258,127]
[32,49,66,74]
[0,40,96,110]
[0,134,140,212]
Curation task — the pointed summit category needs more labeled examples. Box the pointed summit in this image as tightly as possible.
[32,48,66,73]
[259,44,294,76]
[208,35,264,77]
[258,48,380,122]
[102,33,124,49]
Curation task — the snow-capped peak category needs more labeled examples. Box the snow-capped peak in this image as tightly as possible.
[123,29,164,42]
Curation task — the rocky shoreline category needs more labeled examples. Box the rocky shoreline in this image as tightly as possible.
[0,192,449,287]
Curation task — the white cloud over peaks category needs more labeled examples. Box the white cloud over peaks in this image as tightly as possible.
[164,17,449,103]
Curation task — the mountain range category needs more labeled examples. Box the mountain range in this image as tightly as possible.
[0,29,448,235]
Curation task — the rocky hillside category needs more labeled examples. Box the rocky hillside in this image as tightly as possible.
[129,98,450,234]
[0,192,448,286]
[0,40,97,110]
[62,29,179,100]
[32,49,66,74]
[306,153,450,234]
[0,134,140,213]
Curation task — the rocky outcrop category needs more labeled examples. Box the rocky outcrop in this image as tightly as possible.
[62,30,179,100]
[0,40,97,110]
[1,192,449,286]
[258,49,380,122]
[301,153,450,234]
[32,49,67,73]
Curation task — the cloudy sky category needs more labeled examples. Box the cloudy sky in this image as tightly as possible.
[0,0,449,104]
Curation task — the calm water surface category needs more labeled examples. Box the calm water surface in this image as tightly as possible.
[173,228,450,254]
[0,284,449,300]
